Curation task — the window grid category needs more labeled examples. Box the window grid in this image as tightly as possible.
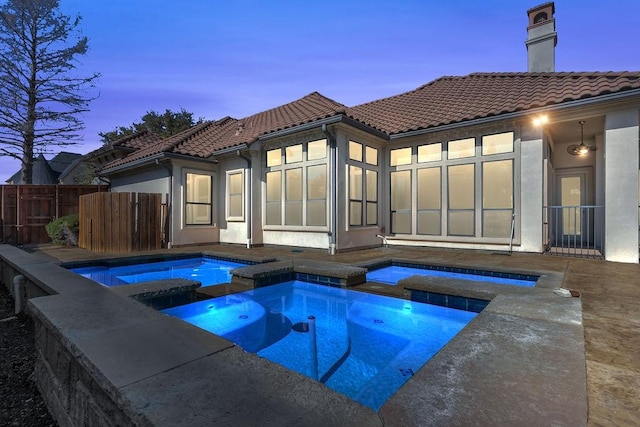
[348,140,379,227]
[389,132,515,239]
[265,139,328,228]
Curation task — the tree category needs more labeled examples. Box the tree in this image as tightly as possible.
[99,108,205,144]
[0,0,99,184]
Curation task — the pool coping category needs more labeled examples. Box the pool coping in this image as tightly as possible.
[0,244,587,426]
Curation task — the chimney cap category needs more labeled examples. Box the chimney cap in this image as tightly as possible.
[527,2,555,28]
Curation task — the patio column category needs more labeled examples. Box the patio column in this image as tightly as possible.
[604,109,639,263]
[520,125,544,253]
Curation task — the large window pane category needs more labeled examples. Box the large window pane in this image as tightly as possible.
[266,171,281,202]
[307,165,326,226]
[349,166,362,200]
[482,132,514,155]
[186,204,211,225]
[366,170,377,202]
[391,170,411,234]
[186,173,211,204]
[228,195,242,219]
[227,172,243,219]
[350,201,362,226]
[417,211,441,235]
[266,171,281,225]
[418,143,442,163]
[391,170,411,210]
[285,168,302,225]
[267,149,281,167]
[308,139,327,160]
[448,138,475,159]
[349,141,363,162]
[449,211,474,236]
[307,200,326,226]
[483,160,512,209]
[307,165,326,199]
[367,202,377,225]
[483,211,512,238]
[366,146,378,166]
[392,211,411,234]
[417,168,440,210]
[448,164,474,209]
[266,203,281,226]
[390,147,412,166]
[286,144,303,163]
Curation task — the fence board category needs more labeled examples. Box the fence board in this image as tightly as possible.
[79,192,166,253]
[0,185,107,245]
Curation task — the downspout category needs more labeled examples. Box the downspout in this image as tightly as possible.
[156,159,173,248]
[237,150,252,248]
[322,124,337,255]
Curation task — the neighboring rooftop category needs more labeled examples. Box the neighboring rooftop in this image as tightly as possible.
[6,152,83,184]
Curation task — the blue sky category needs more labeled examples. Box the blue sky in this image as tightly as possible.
[1,0,639,182]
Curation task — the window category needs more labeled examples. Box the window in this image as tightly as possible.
[348,141,378,226]
[265,139,327,227]
[390,147,412,166]
[185,172,212,225]
[418,143,442,163]
[417,167,441,235]
[391,170,411,234]
[226,170,244,221]
[482,160,513,237]
[389,131,515,240]
[265,171,282,225]
[482,132,514,155]
[307,164,326,226]
[349,165,363,226]
[448,138,475,159]
[448,164,475,236]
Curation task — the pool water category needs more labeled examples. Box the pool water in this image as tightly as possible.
[71,257,246,287]
[162,280,476,410]
[367,265,536,287]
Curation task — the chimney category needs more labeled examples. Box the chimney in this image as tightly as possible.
[525,2,557,72]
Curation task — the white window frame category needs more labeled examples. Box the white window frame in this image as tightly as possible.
[226,169,245,222]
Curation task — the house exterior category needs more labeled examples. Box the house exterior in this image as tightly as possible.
[99,2,640,263]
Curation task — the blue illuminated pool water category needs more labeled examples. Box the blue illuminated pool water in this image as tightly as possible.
[71,257,246,287]
[162,280,476,410]
[367,265,536,287]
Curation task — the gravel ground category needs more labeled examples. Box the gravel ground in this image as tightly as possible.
[0,285,56,426]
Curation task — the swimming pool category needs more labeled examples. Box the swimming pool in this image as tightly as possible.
[71,257,246,287]
[367,264,537,287]
[162,280,476,410]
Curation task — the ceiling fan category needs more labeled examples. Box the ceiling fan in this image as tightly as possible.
[567,120,597,156]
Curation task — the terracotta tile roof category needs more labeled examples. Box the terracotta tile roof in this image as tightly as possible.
[101,92,349,171]
[221,91,348,146]
[100,72,640,173]
[349,72,640,135]
[85,130,163,160]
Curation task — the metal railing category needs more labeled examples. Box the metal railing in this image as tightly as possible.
[544,205,604,259]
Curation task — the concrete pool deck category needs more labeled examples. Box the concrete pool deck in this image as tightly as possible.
[3,243,639,425]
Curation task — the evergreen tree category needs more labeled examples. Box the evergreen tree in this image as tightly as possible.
[0,0,99,184]
[99,108,205,144]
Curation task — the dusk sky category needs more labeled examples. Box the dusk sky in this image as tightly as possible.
[1,0,639,182]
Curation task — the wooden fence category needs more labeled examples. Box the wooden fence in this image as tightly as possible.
[0,185,107,245]
[79,192,168,253]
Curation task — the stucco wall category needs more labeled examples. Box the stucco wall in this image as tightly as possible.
[604,109,639,263]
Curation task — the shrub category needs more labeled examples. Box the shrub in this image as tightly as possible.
[45,214,79,246]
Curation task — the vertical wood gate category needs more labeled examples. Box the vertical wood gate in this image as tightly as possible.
[0,185,107,245]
